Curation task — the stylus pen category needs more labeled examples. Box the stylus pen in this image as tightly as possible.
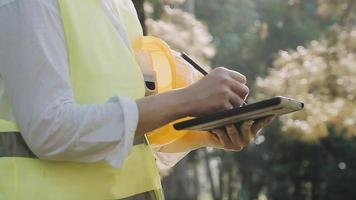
[180,52,248,106]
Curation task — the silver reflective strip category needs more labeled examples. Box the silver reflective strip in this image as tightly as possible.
[0,132,145,158]
[133,135,147,145]
[120,189,164,200]
[0,132,36,158]
[0,132,162,199]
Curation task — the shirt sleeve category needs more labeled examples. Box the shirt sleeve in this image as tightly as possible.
[0,0,138,168]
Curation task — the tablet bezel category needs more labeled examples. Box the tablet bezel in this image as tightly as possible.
[173,96,304,131]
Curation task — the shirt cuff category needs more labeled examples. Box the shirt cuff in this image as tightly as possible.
[104,96,139,168]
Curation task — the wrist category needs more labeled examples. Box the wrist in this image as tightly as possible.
[134,88,195,136]
[173,88,195,117]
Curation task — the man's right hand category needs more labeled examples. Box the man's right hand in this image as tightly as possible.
[136,67,249,135]
[180,67,249,117]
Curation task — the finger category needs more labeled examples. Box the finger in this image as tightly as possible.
[222,100,234,110]
[251,116,275,136]
[225,124,243,148]
[227,69,247,84]
[212,128,233,148]
[229,81,249,101]
[263,115,275,124]
[228,91,244,108]
[239,120,254,146]
[206,130,222,147]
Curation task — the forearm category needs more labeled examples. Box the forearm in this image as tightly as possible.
[16,97,137,167]
[135,89,191,136]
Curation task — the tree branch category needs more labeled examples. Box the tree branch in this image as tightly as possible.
[341,0,356,25]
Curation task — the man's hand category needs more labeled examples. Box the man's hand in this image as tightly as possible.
[207,116,275,151]
[180,67,249,117]
[157,116,275,153]
[136,67,249,135]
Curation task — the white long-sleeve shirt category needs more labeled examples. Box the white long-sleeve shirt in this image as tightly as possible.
[0,0,187,169]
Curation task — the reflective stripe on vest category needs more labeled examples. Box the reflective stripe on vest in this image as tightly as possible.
[0,0,163,199]
[0,132,35,158]
[0,132,163,200]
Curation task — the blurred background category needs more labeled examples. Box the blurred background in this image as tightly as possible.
[132,0,356,199]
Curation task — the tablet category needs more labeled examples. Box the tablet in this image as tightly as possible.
[173,96,304,131]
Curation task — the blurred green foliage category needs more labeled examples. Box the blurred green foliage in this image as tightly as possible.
[133,0,356,199]
[194,0,337,81]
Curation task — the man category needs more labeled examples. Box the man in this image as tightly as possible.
[0,0,274,199]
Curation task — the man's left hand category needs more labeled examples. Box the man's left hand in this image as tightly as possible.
[206,115,275,151]
[156,115,275,153]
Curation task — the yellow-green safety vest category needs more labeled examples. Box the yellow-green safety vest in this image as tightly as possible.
[0,0,163,199]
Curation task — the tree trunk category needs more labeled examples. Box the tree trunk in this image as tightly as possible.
[312,179,321,200]
[131,0,147,35]
[183,0,196,14]
[293,178,303,200]
[204,150,219,200]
